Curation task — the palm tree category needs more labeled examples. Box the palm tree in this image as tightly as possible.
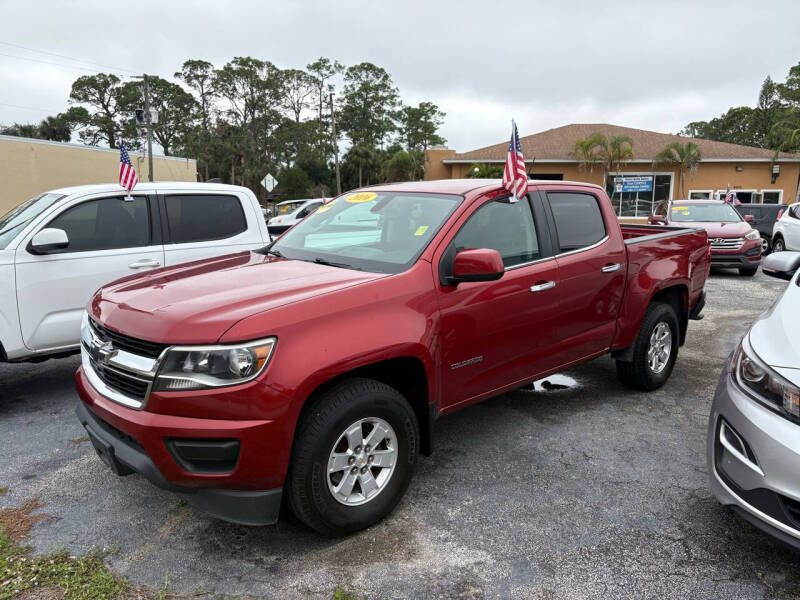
[571,134,604,171]
[346,144,376,187]
[653,142,702,199]
[571,133,634,177]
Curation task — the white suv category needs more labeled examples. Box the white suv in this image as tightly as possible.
[0,182,269,362]
[772,202,800,252]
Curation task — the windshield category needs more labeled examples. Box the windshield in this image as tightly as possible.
[0,193,64,249]
[272,191,461,273]
[670,203,742,223]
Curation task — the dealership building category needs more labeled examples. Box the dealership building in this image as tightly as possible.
[425,124,800,219]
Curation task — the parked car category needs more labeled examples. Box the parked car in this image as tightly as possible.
[772,202,800,253]
[267,198,324,239]
[75,180,710,535]
[649,200,762,276]
[0,183,269,363]
[735,204,786,254]
[708,250,800,550]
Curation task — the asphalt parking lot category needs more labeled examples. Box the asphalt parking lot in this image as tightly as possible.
[1,270,798,599]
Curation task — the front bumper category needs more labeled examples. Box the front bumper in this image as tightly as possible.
[710,241,762,268]
[75,367,283,526]
[707,355,800,550]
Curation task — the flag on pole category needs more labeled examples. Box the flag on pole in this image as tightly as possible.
[502,121,527,203]
[724,184,732,204]
[119,141,138,197]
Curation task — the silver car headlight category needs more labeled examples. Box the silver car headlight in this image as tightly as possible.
[735,335,800,420]
[745,229,760,241]
[153,338,276,392]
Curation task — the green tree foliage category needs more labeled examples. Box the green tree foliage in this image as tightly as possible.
[340,62,399,148]
[20,56,446,202]
[466,163,503,178]
[653,141,702,198]
[682,63,800,153]
[571,133,634,174]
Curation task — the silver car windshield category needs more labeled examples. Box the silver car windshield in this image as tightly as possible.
[272,191,461,274]
[0,193,64,249]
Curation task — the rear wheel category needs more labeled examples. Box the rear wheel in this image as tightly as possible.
[286,378,419,536]
[739,266,758,276]
[773,236,786,253]
[616,302,679,391]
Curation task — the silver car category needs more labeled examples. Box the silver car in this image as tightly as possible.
[708,251,800,549]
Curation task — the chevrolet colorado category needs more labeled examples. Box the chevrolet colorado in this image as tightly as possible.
[75,179,710,535]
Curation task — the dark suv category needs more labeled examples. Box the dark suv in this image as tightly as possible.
[735,204,786,254]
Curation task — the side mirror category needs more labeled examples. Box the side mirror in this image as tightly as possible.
[744,214,754,223]
[29,228,69,254]
[449,248,504,284]
[762,251,800,281]
[649,215,666,225]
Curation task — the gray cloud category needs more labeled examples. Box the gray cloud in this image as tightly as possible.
[2,0,798,153]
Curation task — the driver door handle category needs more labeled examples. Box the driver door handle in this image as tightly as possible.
[602,263,621,273]
[128,259,161,269]
[530,281,555,293]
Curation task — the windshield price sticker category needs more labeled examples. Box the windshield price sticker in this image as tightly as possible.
[414,225,429,236]
[346,192,377,203]
[315,204,333,213]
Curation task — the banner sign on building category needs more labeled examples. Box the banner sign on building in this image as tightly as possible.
[614,176,653,193]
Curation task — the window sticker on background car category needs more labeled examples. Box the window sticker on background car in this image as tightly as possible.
[316,204,333,213]
[414,225,429,236]
[346,192,377,203]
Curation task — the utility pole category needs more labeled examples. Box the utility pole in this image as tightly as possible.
[330,92,341,195]
[134,74,155,182]
[143,74,154,182]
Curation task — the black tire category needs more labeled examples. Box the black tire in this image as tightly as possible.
[739,266,758,277]
[760,235,771,256]
[773,236,786,253]
[286,377,419,536]
[616,302,680,391]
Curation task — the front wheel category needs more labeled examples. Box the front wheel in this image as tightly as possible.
[760,235,771,255]
[286,378,419,536]
[739,266,758,277]
[773,237,786,253]
[616,302,679,391]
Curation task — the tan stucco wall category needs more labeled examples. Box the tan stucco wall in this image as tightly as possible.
[1,136,197,215]
[424,150,800,207]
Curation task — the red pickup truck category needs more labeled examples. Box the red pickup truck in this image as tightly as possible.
[75,180,709,535]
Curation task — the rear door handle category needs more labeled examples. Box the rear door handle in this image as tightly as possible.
[530,281,555,293]
[601,263,621,273]
[128,259,161,269]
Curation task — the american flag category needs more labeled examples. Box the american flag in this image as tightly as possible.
[118,141,138,194]
[502,121,527,203]
[724,184,732,204]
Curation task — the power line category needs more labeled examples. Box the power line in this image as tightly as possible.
[0,101,63,114]
[0,40,137,75]
[0,51,105,74]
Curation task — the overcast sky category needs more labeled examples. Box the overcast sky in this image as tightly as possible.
[2,0,799,154]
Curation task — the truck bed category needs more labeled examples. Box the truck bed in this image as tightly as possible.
[620,223,703,243]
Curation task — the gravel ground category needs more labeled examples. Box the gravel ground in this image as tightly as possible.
[1,269,797,599]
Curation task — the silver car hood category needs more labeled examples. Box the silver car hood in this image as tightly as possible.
[749,275,800,384]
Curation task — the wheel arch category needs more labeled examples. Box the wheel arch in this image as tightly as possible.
[294,355,435,456]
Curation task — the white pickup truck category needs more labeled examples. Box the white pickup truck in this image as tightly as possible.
[0,182,269,362]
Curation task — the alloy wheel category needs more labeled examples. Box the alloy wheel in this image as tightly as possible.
[647,322,672,374]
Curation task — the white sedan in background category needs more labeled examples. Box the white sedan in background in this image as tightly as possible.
[772,202,800,252]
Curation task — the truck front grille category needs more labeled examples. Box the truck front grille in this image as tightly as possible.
[88,359,151,401]
[710,237,745,252]
[89,319,167,359]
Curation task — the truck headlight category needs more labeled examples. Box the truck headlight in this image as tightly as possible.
[153,338,276,391]
[745,229,760,241]
[735,335,800,420]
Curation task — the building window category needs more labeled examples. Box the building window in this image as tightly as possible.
[761,190,783,204]
[688,190,713,200]
[605,173,672,218]
[715,189,758,203]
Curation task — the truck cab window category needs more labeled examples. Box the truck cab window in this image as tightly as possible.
[165,194,247,243]
[45,196,150,253]
[547,192,606,252]
[454,197,539,268]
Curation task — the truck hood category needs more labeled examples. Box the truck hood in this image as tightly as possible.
[682,221,753,238]
[749,277,800,383]
[91,251,385,344]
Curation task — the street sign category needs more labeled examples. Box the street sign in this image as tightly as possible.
[261,173,278,192]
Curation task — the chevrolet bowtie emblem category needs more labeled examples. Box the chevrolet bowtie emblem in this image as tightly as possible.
[92,338,117,364]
